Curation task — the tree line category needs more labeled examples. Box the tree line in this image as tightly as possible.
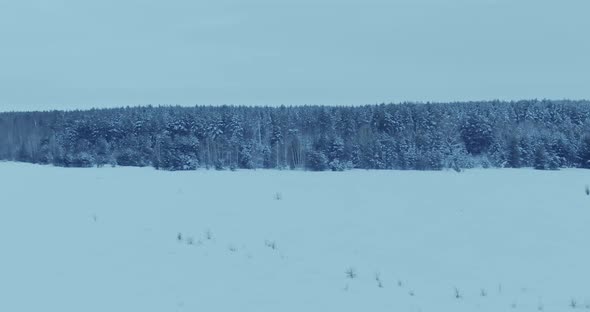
[1,100,589,171]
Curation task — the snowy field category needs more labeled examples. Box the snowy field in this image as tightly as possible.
[1,162,589,312]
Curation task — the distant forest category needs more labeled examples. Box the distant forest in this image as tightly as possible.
[1,100,590,171]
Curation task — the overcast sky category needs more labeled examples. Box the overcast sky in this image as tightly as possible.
[1,0,589,111]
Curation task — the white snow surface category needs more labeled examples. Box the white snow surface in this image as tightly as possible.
[1,162,589,311]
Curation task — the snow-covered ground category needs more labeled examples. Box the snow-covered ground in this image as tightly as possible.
[1,162,589,311]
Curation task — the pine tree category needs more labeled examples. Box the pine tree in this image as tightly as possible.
[579,135,590,168]
[533,145,548,170]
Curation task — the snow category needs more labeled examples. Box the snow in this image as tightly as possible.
[1,162,589,311]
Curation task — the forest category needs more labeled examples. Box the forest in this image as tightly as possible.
[1,100,589,171]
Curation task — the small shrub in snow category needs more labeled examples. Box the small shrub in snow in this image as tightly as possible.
[228,245,237,252]
[177,233,182,242]
[265,240,277,250]
[454,287,462,299]
[585,185,589,195]
[408,290,415,296]
[480,288,487,297]
[274,192,283,200]
[397,280,403,287]
[345,268,357,279]
[571,298,577,309]
[205,230,213,240]
[186,237,194,245]
[375,273,383,288]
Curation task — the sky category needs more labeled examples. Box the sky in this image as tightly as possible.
[0,0,589,112]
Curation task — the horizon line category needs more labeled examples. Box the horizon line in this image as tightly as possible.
[1,98,589,114]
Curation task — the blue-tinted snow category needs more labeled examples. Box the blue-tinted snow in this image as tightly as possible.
[1,162,589,311]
